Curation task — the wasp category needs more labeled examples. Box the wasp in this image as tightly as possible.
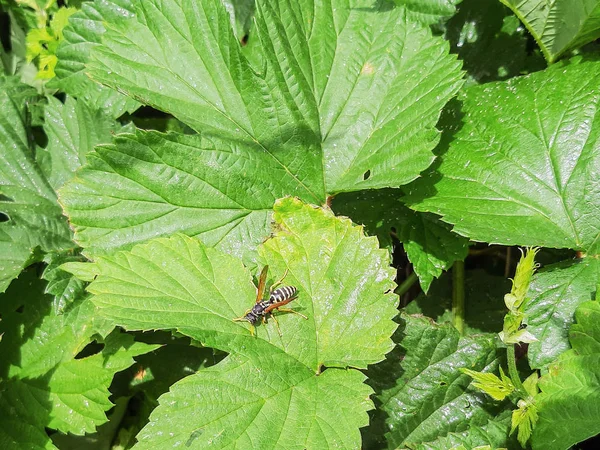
[233,266,307,336]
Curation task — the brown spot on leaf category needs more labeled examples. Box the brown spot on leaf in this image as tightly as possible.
[361,62,375,75]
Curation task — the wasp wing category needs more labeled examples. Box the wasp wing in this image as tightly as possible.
[264,296,297,314]
[255,265,269,304]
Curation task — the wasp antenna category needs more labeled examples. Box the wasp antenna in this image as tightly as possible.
[270,269,290,292]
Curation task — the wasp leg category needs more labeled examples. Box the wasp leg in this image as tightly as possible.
[233,311,256,337]
[270,314,283,337]
[269,269,290,293]
[276,307,308,320]
[232,309,252,322]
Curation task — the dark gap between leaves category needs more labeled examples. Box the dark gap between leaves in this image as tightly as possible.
[74,341,105,359]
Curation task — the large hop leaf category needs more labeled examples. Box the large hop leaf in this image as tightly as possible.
[59,0,463,259]
[532,300,600,449]
[406,59,600,253]
[500,0,600,63]
[367,314,506,449]
[86,198,399,448]
[525,257,600,369]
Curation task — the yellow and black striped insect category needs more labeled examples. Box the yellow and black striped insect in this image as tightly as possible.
[233,266,307,336]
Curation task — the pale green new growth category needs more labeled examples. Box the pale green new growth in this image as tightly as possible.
[522,372,539,399]
[461,367,515,401]
[511,399,538,447]
[506,247,539,312]
[500,248,539,345]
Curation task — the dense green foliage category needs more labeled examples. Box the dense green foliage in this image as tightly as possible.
[1,0,599,449]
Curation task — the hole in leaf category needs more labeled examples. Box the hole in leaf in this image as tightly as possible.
[363,170,371,180]
[240,34,249,46]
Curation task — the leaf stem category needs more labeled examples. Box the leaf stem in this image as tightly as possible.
[452,260,465,335]
[507,344,528,399]
[396,272,418,297]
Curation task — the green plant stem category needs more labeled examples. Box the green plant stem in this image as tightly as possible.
[507,344,528,399]
[452,260,465,335]
[396,272,418,297]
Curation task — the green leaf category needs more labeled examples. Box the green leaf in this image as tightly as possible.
[499,0,600,63]
[367,314,506,449]
[59,0,463,258]
[332,189,469,292]
[445,0,545,85]
[0,227,35,293]
[525,257,600,369]
[59,261,100,283]
[1,9,28,76]
[0,271,159,448]
[406,59,600,252]
[408,413,514,450]
[51,341,220,449]
[50,397,129,450]
[394,0,462,25]
[404,270,509,334]
[59,129,319,260]
[138,354,371,449]
[86,198,398,448]
[522,372,539,399]
[532,300,600,449]
[124,338,223,401]
[570,300,600,354]
[50,0,140,118]
[0,76,73,292]
[42,252,87,314]
[37,96,129,191]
